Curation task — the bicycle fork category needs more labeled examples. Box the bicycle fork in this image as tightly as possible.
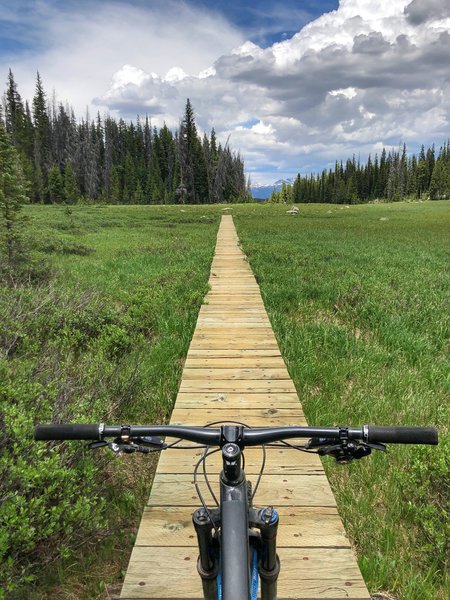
[193,505,280,600]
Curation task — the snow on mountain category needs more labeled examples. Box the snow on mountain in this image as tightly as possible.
[251,178,294,199]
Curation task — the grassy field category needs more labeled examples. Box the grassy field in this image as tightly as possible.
[233,200,449,600]
[26,204,222,421]
[1,205,222,597]
[2,201,448,598]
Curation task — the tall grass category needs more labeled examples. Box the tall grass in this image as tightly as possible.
[1,205,220,598]
[233,200,449,599]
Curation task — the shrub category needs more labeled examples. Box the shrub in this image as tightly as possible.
[0,283,151,594]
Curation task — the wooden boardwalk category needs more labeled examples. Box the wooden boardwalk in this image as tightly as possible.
[120,215,370,600]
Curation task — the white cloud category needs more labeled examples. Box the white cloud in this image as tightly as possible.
[2,0,449,183]
[329,88,358,99]
[2,0,245,116]
[93,0,449,182]
[164,67,188,84]
[251,121,275,136]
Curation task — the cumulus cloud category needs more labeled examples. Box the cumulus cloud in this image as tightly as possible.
[2,0,449,183]
[1,0,245,118]
[94,0,449,182]
[404,0,450,25]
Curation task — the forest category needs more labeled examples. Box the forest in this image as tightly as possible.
[1,70,250,205]
[2,70,449,207]
[270,140,450,204]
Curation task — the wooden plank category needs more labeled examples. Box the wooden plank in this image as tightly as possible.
[198,310,269,316]
[181,368,291,380]
[120,547,368,599]
[192,332,278,340]
[170,412,305,428]
[184,357,287,368]
[202,297,262,303]
[199,313,270,318]
[135,506,348,547]
[170,405,303,419]
[194,326,275,334]
[198,318,271,324]
[175,393,302,408]
[209,284,258,288]
[178,380,298,392]
[199,304,266,309]
[186,349,283,357]
[147,473,337,507]
[156,446,320,475]
[188,341,280,350]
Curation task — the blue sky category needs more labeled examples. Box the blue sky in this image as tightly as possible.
[0,0,338,54]
[190,0,339,46]
[1,0,449,184]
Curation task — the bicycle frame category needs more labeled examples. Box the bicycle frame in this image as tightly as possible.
[34,422,437,599]
[193,436,280,600]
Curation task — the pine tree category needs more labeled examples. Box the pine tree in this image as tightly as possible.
[0,122,29,277]
[416,145,429,198]
[47,164,64,203]
[123,152,136,203]
[429,152,450,200]
[5,70,26,150]
[178,99,210,203]
[148,149,164,203]
[63,161,79,204]
[109,165,121,204]
[32,72,51,202]
[133,180,144,204]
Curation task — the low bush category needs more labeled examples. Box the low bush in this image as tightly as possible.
[0,284,151,595]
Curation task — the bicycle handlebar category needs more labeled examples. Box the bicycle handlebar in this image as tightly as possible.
[34,423,438,446]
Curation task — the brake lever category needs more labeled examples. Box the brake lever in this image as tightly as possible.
[306,437,333,449]
[88,438,163,454]
[89,441,109,450]
[133,436,167,449]
[306,438,386,463]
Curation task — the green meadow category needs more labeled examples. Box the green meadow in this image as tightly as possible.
[1,205,221,597]
[233,201,449,600]
[1,201,448,599]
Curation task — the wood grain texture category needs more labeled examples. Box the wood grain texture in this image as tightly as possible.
[147,473,337,507]
[175,392,303,408]
[120,215,369,599]
[134,506,349,547]
[156,446,321,475]
[121,547,368,599]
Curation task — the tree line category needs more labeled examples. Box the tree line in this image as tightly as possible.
[270,142,450,204]
[1,70,250,204]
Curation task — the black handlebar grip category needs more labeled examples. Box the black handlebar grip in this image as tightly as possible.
[367,426,438,445]
[34,424,101,441]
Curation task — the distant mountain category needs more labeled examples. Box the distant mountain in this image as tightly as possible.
[251,178,294,200]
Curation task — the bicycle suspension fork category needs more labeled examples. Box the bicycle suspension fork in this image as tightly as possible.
[250,506,281,600]
[193,502,280,600]
[193,507,219,600]
[193,427,280,600]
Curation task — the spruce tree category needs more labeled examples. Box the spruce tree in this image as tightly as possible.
[109,165,121,204]
[47,164,64,203]
[0,122,29,277]
[429,154,450,200]
[5,70,26,150]
[32,72,51,202]
[63,161,79,204]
